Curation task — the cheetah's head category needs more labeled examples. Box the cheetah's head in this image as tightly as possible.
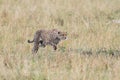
[57,31,67,40]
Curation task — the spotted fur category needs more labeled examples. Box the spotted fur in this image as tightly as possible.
[28,29,67,53]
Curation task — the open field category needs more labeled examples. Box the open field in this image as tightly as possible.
[0,0,120,80]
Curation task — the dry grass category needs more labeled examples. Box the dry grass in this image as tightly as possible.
[0,0,120,80]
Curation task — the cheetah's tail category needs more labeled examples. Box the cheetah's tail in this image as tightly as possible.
[28,40,34,43]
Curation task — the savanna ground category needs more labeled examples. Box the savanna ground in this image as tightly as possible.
[0,0,120,80]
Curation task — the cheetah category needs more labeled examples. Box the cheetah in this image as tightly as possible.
[28,29,67,53]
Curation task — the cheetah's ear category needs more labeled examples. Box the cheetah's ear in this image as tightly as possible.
[58,31,61,34]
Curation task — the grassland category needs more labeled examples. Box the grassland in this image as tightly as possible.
[0,0,120,80]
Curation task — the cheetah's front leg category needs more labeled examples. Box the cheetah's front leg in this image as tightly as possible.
[53,45,57,50]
